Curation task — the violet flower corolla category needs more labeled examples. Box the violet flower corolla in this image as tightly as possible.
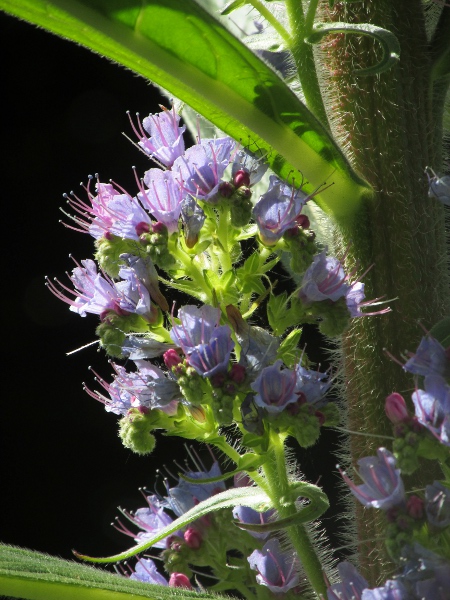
[248,538,299,593]
[170,304,234,378]
[174,137,235,202]
[298,250,391,318]
[47,258,151,320]
[411,375,450,446]
[400,543,450,599]
[360,580,408,600]
[232,506,276,539]
[340,448,405,510]
[427,168,450,206]
[84,360,180,416]
[231,148,268,188]
[114,493,174,548]
[252,175,308,245]
[63,180,152,241]
[250,360,298,414]
[180,196,206,248]
[425,481,450,527]
[129,105,186,168]
[327,561,368,600]
[139,168,186,234]
[129,558,168,585]
[403,335,449,378]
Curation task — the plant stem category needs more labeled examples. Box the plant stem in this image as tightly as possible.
[261,432,327,598]
[316,0,449,584]
[285,0,329,125]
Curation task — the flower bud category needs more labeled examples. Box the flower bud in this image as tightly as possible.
[164,349,183,369]
[169,573,193,589]
[184,527,202,549]
[385,393,409,424]
[229,363,246,384]
[406,495,424,520]
[233,169,251,188]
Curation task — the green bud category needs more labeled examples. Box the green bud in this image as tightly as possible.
[230,189,253,228]
[321,403,341,427]
[96,313,150,357]
[283,229,318,274]
[95,235,137,278]
[118,409,156,455]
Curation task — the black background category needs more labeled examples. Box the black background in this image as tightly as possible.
[0,10,344,571]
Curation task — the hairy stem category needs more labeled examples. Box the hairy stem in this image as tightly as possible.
[316,0,449,584]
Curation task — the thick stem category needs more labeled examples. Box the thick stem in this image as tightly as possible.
[316,0,449,584]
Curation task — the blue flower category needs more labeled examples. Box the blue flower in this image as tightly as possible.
[425,481,450,528]
[129,558,168,584]
[232,506,276,539]
[170,305,234,378]
[140,168,186,234]
[132,106,186,168]
[361,580,408,600]
[327,561,368,600]
[299,250,350,303]
[296,363,331,405]
[248,538,299,593]
[252,175,308,245]
[250,360,298,414]
[180,196,205,248]
[427,168,450,206]
[403,335,449,378]
[340,448,405,510]
[412,375,450,446]
[174,137,235,202]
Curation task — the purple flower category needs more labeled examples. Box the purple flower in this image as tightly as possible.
[174,137,235,202]
[401,544,450,599]
[232,506,276,539]
[116,261,153,320]
[299,250,350,303]
[180,196,205,248]
[113,494,175,549]
[340,448,405,510]
[327,561,368,600]
[170,305,234,378]
[296,363,331,405]
[65,180,151,241]
[361,580,408,600]
[250,360,298,414]
[140,168,186,234]
[129,558,168,584]
[130,106,186,168]
[427,169,450,206]
[403,335,449,378]
[248,538,299,593]
[412,375,450,446]
[231,149,268,188]
[47,258,123,318]
[164,462,225,516]
[85,360,180,416]
[252,175,308,245]
[425,481,450,527]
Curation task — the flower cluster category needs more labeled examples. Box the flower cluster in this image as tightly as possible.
[331,332,450,599]
[48,105,393,599]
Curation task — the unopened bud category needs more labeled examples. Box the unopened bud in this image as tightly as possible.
[385,393,409,424]
[296,214,310,229]
[164,349,183,369]
[229,363,246,384]
[184,527,202,549]
[406,495,424,520]
[233,169,251,188]
[218,181,234,198]
[169,573,193,589]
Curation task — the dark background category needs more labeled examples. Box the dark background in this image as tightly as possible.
[0,10,345,573]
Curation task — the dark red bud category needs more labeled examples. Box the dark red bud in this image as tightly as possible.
[385,393,409,424]
[184,527,202,549]
[210,373,227,388]
[164,349,183,369]
[284,226,300,238]
[218,181,234,198]
[229,364,246,384]
[234,169,251,188]
[152,221,167,234]
[169,573,193,589]
[135,221,150,236]
[406,495,424,520]
[296,214,310,229]
[104,231,114,240]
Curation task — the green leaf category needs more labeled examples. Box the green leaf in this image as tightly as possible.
[307,22,401,76]
[75,486,272,564]
[233,481,329,532]
[0,544,221,600]
[0,0,372,217]
[277,328,303,367]
[429,316,450,348]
